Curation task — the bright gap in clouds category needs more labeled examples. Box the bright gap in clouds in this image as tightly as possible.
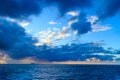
[24,7,76,46]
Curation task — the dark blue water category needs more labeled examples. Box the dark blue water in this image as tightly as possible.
[0,64,120,80]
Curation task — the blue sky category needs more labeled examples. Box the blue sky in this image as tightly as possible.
[0,0,120,64]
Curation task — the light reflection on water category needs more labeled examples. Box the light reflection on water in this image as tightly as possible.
[0,64,120,80]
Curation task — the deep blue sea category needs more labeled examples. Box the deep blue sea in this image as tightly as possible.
[0,64,120,80]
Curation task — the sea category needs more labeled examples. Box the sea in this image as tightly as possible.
[0,64,120,80]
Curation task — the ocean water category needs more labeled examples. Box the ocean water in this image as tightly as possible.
[0,64,120,80]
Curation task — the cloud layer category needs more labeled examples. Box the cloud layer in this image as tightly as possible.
[0,0,120,63]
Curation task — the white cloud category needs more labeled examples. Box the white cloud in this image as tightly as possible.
[18,22,29,27]
[35,28,56,45]
[67,19,79,35]
[86,57,100,62]
[91,53,120,60]
[87,15,112,32]
[68,19,78,26]
[55,27,71,40]
[67,11,79,16]
[87,16,98,24]
[35,27,71,46]
[92,24,111,32]
[6,17,30,27]
[48,21,57,25]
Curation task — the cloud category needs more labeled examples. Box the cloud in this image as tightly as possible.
[45,0,92,16]
[0,19,114,62]
[0,19,26,49]
[0,19,38,59]
[45,0,120,36]
[70,12,92,35]
[1,42,120,63]
[0,0,42,19]
[67,11,79,16]
[6,17,30,27]
[0,51,7,64]
[87,16,111,32]
[87,16,98,24]
[0,0,42,60]
[55,27,71,40]
[35,28,57,45]
[0,19,119,62]
[44,0,93,36]
[92,25,111,32]
[98,0,120,20]
[48,21,57,25]
[0,0,120,63]
[70,14,111,35]
[17,22,30,27]
[36,27,71,45]
[33,42,118,62]
[52,60,120,64]
[0,0,92,19]
[46,0,120,21]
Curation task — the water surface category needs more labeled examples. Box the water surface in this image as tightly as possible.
[0,64,120,80]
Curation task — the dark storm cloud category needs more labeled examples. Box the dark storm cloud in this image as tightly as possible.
[45,0,92,16]
[0,0,42,19]
[0,0,92,18]
[9,42,120,61]
[71,12,92,35]
[0,19,37,59]
[8,41,36,59]
[98,0,120,20]
[34,43,116,62]
[0,19,26,49]
[45,0,120,20]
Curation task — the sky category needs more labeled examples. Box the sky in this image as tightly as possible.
[0,0,120,64]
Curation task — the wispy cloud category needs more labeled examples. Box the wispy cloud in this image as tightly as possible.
[67,11,79,16]
[92,25,111,32]
[48,21,57,25]
[6,17,30,27]
[87,16,112,32]
[36,27,71,45]
[55,27,71,40]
